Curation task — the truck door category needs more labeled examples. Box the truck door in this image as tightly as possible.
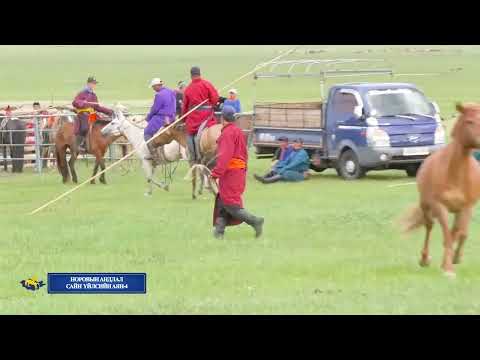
[325,89,363,158]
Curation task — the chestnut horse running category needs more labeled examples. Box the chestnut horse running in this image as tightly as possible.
[55,112,118,184]
[400,103,480,277]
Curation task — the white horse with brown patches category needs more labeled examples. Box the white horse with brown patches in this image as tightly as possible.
[101,108,187,196]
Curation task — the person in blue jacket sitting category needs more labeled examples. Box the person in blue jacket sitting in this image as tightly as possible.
[222,89,241,113]
[254,138,310,184]
[254,136,293,180]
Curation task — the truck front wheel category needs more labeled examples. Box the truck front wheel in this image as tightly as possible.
[337,149,366,180]
[405,163,420,177]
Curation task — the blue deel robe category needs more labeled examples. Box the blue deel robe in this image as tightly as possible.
[273,146,295,172]
[278,149,310,181]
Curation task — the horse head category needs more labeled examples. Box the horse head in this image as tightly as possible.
[154,122,186,148]
[102,110,122,137]
[452,102,480,148]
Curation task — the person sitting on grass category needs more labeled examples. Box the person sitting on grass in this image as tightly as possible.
[254,138,310,184]
[254,136,293,180]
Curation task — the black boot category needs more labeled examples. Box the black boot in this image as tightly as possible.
[254,171,275,183]
[76,135,86,153]
[262,174,282,184]
[254,174,265,183]
[213,217,227,239]
[225,207,264,238]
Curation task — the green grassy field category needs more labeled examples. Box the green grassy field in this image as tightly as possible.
[2,45,480,314]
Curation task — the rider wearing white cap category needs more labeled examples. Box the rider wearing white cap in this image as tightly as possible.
[144,77,176,165]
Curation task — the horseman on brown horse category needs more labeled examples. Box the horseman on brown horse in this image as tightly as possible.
[54,76,118,184]
[72,76,113,153]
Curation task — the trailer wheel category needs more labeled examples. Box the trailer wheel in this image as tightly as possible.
[405,163,420,177]
[337,149,366,180]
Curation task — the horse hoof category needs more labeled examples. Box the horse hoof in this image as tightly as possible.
[419,256,431,267]
[453,255,462,265]
[163,185,169,192]
[90,181,95,185]
[443,271,456,279]
[144,192,152,197]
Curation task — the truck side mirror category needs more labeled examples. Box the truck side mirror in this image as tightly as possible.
[353,105,364,119]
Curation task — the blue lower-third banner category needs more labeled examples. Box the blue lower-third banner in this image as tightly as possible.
[47,273,147,294]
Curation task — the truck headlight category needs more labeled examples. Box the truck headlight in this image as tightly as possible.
[366,127,390,147]
[434,124,445,144]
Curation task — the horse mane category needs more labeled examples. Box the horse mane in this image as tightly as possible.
[93,119,112,127]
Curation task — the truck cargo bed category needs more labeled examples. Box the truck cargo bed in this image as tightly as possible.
[252,102,324,152]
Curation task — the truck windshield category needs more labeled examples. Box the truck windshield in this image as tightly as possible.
[366,89,434,118]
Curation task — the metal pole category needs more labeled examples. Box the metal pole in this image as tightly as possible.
[34,116,42,174]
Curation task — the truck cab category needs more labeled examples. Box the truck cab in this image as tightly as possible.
[252,82,446,179]
[323,82,445,179]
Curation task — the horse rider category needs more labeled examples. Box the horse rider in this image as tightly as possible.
[72,76,113,153]
[144,78,176,165]
[182,66,220,163]
[211,105,264,239]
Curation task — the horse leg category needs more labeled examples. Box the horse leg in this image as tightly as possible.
[69,149,78,184]
[141,159,154,196]
[56,146,69,183]
[432,203,455,276]
[90,161,99,184]
[190,161,197,200]
[99,158,106,184]
[198,168,204,196]
[419,205,434,267]
[453,207,473,265]
[2,140,7,172]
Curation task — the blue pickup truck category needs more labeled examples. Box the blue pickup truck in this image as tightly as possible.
[252,82,446,179]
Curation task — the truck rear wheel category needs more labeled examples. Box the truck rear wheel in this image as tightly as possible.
[405,164,420,177]
[337,149,366,180]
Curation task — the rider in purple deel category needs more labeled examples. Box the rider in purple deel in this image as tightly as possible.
[144,78,176,164]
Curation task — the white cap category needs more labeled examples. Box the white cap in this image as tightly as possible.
[228,88,238,94]
[149,78,163,88]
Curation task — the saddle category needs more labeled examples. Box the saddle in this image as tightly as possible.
[83,118,111,153]
[193,119,210,160]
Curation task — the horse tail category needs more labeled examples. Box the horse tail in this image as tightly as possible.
[397,205,425,234]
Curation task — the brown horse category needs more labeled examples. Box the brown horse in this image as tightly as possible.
[153,122,222,199]
[400,103,480,277]
[55,112,118,184]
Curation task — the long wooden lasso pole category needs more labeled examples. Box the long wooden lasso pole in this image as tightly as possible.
[29,46,299,215]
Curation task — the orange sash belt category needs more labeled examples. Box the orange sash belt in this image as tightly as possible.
[227,158,246,169]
